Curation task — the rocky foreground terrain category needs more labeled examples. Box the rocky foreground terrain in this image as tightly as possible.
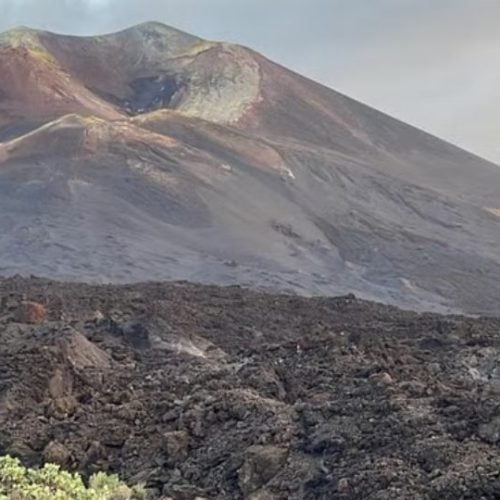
[1,277,500,499]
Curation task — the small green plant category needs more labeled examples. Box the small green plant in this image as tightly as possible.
[0,455,146,500]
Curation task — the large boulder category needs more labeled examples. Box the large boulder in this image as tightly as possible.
[58,328,111,371]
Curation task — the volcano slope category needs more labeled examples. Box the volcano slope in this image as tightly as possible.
[1,22,500,314]
[1,277,500,499]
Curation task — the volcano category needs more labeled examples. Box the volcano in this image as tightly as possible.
[1,22,500,314]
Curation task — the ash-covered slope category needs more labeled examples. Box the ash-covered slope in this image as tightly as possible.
[1,278,500,499]
[1,22,500,314]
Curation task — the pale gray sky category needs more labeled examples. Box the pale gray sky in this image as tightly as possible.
[1,0,498,163]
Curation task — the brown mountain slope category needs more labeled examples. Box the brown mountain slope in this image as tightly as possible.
[0,22,500,314]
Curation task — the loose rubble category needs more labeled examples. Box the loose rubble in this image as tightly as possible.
[0,277,499,499]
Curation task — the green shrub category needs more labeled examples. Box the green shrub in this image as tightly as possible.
[0,455,146,500]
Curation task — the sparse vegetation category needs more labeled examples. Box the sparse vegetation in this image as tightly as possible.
[0,456,146,500]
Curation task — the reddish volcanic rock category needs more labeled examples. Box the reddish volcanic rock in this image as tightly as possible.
[14,301,47,324]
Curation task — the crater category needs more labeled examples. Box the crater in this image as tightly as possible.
[125,74,185,115]
[89,74,185,116]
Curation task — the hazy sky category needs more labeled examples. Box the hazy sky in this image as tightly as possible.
[1,0,498,163]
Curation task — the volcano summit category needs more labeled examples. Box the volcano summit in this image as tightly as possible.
[1,22,500,314]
